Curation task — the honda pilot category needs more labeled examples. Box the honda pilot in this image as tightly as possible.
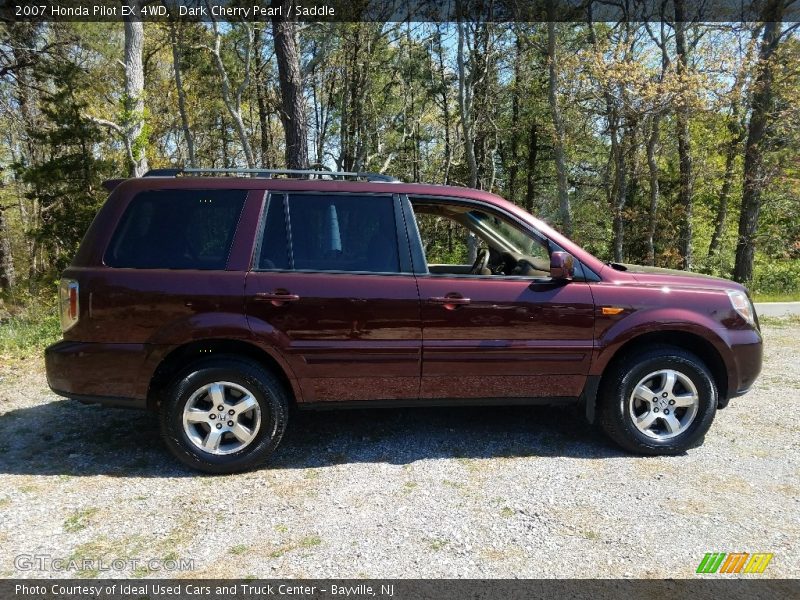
[45,168,763,473]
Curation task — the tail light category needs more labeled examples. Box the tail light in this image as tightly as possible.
[59,278,79,332]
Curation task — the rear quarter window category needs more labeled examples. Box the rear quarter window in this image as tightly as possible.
[105,189,246,269]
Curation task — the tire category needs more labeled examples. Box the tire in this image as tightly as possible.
[160,356,289,474]
[597,345,717,455]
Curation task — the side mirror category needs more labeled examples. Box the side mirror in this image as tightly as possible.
[550,251,575,281]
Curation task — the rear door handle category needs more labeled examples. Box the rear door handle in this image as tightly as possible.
[429,295,471,308]
[255,291,300,305]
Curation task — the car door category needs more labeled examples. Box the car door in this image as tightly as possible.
[408,197,596,401]
[245,191,422,404]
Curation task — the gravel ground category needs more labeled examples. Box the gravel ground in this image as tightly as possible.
[0,324,798,580]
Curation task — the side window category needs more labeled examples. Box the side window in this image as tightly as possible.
[410,200,552,277]
[258,195,290,269]
[415,212,472,265]
[285,194,400,273]
[105,190,246,269]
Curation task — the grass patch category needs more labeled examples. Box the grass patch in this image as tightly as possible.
[752,292,800,302]
[582,529,600,540]
[299,535,322,548]
[0,297,60,360]
[500,507,515,518]
[402,481,418,495]
[429,538,449,551]
[759,314,800,328]
[228,544,249,556]
[268,535,323,559]
[442,479,465,489]
[64,507,100,533]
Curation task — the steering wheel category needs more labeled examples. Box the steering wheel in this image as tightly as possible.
[470,248,490,274]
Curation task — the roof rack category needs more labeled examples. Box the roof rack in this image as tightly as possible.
[142,167,399,183]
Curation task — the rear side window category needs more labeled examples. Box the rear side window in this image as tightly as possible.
[281,194,400,273]
[105,190,246,269]
[258,195,290,270]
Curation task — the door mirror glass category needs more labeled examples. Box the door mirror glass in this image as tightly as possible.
[550,251,575,281]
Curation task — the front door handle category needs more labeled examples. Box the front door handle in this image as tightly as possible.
[429,294,471,309]
[255,291,300,306]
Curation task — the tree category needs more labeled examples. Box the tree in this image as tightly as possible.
[546,13,572,236]
[673,0,694,270]
[734,0,788,283]
[273,1,308,169]
[200,20,256,168]
[166,16,196,167]
[122,0,148,176]
[0,206,14,291]
[708,26,761,260]
[88,1,150,177]
[18,56,112,272]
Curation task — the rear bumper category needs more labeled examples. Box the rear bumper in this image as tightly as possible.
[45,340,148,409]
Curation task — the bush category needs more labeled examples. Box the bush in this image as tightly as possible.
[751,259,800,298]
[0,292,61,359]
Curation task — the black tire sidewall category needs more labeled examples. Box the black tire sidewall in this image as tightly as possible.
[160,358,288,473]
[602,350,717,454]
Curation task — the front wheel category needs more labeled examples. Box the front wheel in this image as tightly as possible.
[160,357,289,474]
[598,346,717,455]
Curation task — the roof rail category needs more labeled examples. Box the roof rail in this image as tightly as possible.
[142,167,399,183]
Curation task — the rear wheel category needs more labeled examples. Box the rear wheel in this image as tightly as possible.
[598,346,717,455]
[160,357,289,473]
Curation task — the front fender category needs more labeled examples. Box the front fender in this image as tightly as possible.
[591,307,738,382]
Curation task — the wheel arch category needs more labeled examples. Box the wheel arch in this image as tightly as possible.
[146,339,300,410]
[604,330,727,397]
[584,329,730,423]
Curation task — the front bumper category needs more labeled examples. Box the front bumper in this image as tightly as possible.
[723,328,763,402]
[45,340,148,409]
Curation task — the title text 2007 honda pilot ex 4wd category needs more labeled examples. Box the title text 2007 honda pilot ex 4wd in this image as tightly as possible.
[45,168,763,473]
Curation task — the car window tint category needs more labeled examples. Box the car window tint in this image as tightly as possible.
[287,194,400,273]
[258,195,290,269]
[105,190,246,269]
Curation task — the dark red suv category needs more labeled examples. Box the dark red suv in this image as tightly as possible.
[45,169,763,473]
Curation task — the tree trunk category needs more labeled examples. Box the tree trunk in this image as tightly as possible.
[734,2,784,283]
[206,22,255,168]
[123,0,149,176]
[674,1,693,270]
[168,19,195,167]
[273,4,308,170]
[255,26,275,168]
[457,20,478,263]
[645,114,660,265]
[435,24,453,185]
[457,20,477,190]
[547,14,572,236]
[708,130,740,259]
[508,32,522,203]
[0,207,15,291]
[524,119,538,213]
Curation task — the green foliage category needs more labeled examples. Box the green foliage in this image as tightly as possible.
[751,259,800,297]
[0,20,798,304]
[14,53,116,276]
[0,292,60,359]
